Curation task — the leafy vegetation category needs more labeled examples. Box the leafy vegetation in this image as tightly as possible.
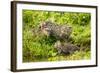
[22,10,91,62]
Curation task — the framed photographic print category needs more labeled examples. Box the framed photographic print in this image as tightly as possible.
[11,1,98,72]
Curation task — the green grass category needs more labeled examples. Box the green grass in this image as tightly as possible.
[48,51,91,61]
[22,10,91,62]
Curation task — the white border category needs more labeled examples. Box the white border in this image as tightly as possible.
[17,3,96,69]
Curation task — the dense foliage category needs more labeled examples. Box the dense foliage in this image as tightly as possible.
[23,10,91,62]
